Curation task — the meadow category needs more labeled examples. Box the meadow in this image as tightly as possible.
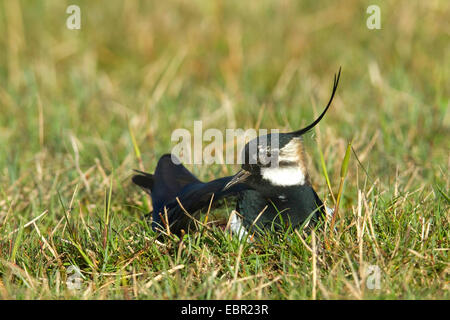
[0,0,448,299]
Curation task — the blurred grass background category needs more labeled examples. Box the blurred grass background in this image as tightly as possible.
[0,0,448,299]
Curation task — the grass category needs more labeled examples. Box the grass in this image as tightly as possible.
[0,0,448,299]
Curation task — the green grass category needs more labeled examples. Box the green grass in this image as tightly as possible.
[0,0,448,299]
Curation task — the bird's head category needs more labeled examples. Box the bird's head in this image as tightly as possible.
[223,68,341,192]
[224,133,309,192]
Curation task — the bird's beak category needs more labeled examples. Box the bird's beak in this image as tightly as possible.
[223,169,251,191]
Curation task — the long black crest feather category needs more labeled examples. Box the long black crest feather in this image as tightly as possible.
[290,67,341,136]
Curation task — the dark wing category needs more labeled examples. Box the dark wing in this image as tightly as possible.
[132,154,201,215]
[154,176,249,235]
[132,154,250,235]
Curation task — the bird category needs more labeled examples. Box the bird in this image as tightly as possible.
[132,155,250,235]
[132,68,341,238]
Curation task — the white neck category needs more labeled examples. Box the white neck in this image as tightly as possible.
[260,166,306,186]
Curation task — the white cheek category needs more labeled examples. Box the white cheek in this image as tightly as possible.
[261,166,306,186]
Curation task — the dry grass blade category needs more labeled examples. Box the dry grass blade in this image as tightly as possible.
[144,265,185,288]
[6,210,48,238]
